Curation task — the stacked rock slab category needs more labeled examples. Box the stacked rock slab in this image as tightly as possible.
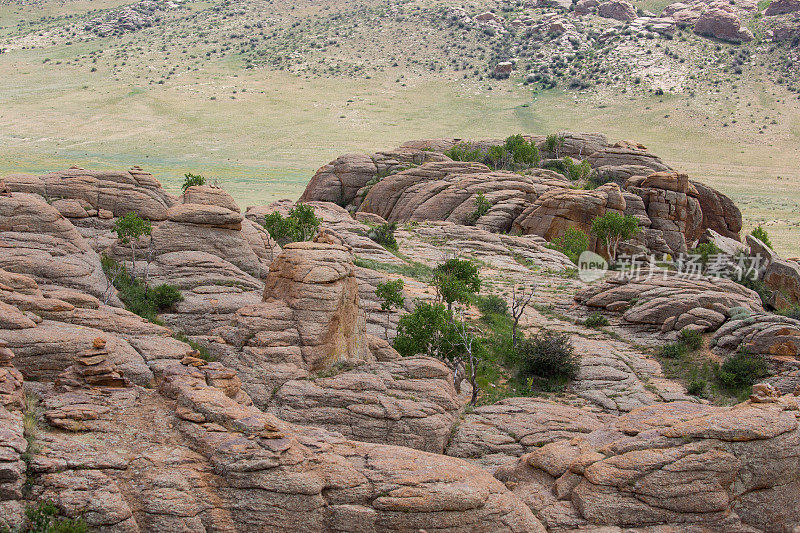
[55,338,130,389]
[0,340,25,529]
[576,271,763,333]
[213,236,376,406]
[495,398,800,531]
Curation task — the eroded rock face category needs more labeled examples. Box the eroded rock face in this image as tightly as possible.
[692,180,743,241]
[576,271,763,333]
[713,312,800,361]
[764,259,800,307]
[3,167,175,221]
[270,357,462,453]
[496,399,800,531]
[766,0,800,15]
[359,161,568,234]
[446,398,608,471]
[0,341,25,530]
[213,239,375,405]
[0,193,110,300]
[597,0,638,21]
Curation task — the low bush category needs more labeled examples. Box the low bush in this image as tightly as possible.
[262,203,321,245]
[181,172,206,191]
[546,227,589,264]
[475,294,508,318]
[778,305,800,321]
[465,193,491,226]
[687,378,706,397]
[679,329,704,350]
[662,342,688,359]
[584,311,608,329]
[750,225,772,249]
[689,242,721,266]
[717,348,769,390]
[515,330,579,389]
[22,500,87,533]
[101,256,182,323]
[367,222,398,251]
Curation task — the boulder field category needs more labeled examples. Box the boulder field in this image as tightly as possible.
[1,135,800,532]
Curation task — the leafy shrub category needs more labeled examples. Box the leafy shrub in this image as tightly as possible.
[465,193,491,225]
[717,348,769,389]
[476,294,508,317]
[679,329,704,350]
[584,311,608,328]
[543,133,565,157]
[590,212,640,261]
[546,227,589,264]
[662,342,688,359]
[444,142,485,162]
[515,330,579,385]
[504,134,541,168]
[23,500,87,533]
[101,256,182,323]
[367,222,398,251]
[778,305,800,321]
[729,306,752,321]
[393,302,462,361]
[689,242,721,266]
[181,172,206,191]
[262,203,321,245]
[687,378,706,397]
[750,225,772,249]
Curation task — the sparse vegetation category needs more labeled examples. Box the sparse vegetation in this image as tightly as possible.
[375,278,405,340]
[750,225,773,249]
[367,222,398,251]
[465,193,491,226]
[181,173,206,191]
[21,500,87,533]
[101,255,183,323]
[584,312,608,329]
[514,330,579,392]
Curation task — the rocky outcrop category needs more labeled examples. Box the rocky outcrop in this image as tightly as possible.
[692,180,743,240]
[0,341,25,530]
[271,357,462,453]
[0,192,111,301]
[597,0,638,21]
[358,161,568,233]
[446,398,607,470]
[513,183,625,251]
[299,149,448,207]
[576,271,763,333]
[763,258,800,307]
[626,172,703,254]
[713,312,800,362]
[496,398,800,531]
[3,167,175,221]
[213,237,375,405]
[693,2,754,42]
[766,0,800,15]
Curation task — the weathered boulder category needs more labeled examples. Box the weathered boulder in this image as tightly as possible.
[300,149,448,208]
[692,180,742,240]
[586,144,671,172]
[213,238,374,405]
[694,3,754,42]
[270,357,461,453]
[0,193,110,300]
[626,172,703,254]
[358,161,568,233]
[763,259,800,307]
[597,0,638,21]
[713,312,800,363]
[3,167,175,221]
[496,398,800,531]
[512,183,625,251]
[766,0,800,15]
[576,271,763,333]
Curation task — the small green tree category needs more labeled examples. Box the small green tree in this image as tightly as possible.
[504,134,541,168]
[544,133,566,158]
[113,212,152,277]
[433,258,481,310]
[376,278,405,340]
[590,211,640,262]
[262,203,321,246]
[289,203,321,242]
[393,301,462,361]
[750,225,773,250]
[465,192,492,225]
[547,227,589,264]
[181,173,206,191]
